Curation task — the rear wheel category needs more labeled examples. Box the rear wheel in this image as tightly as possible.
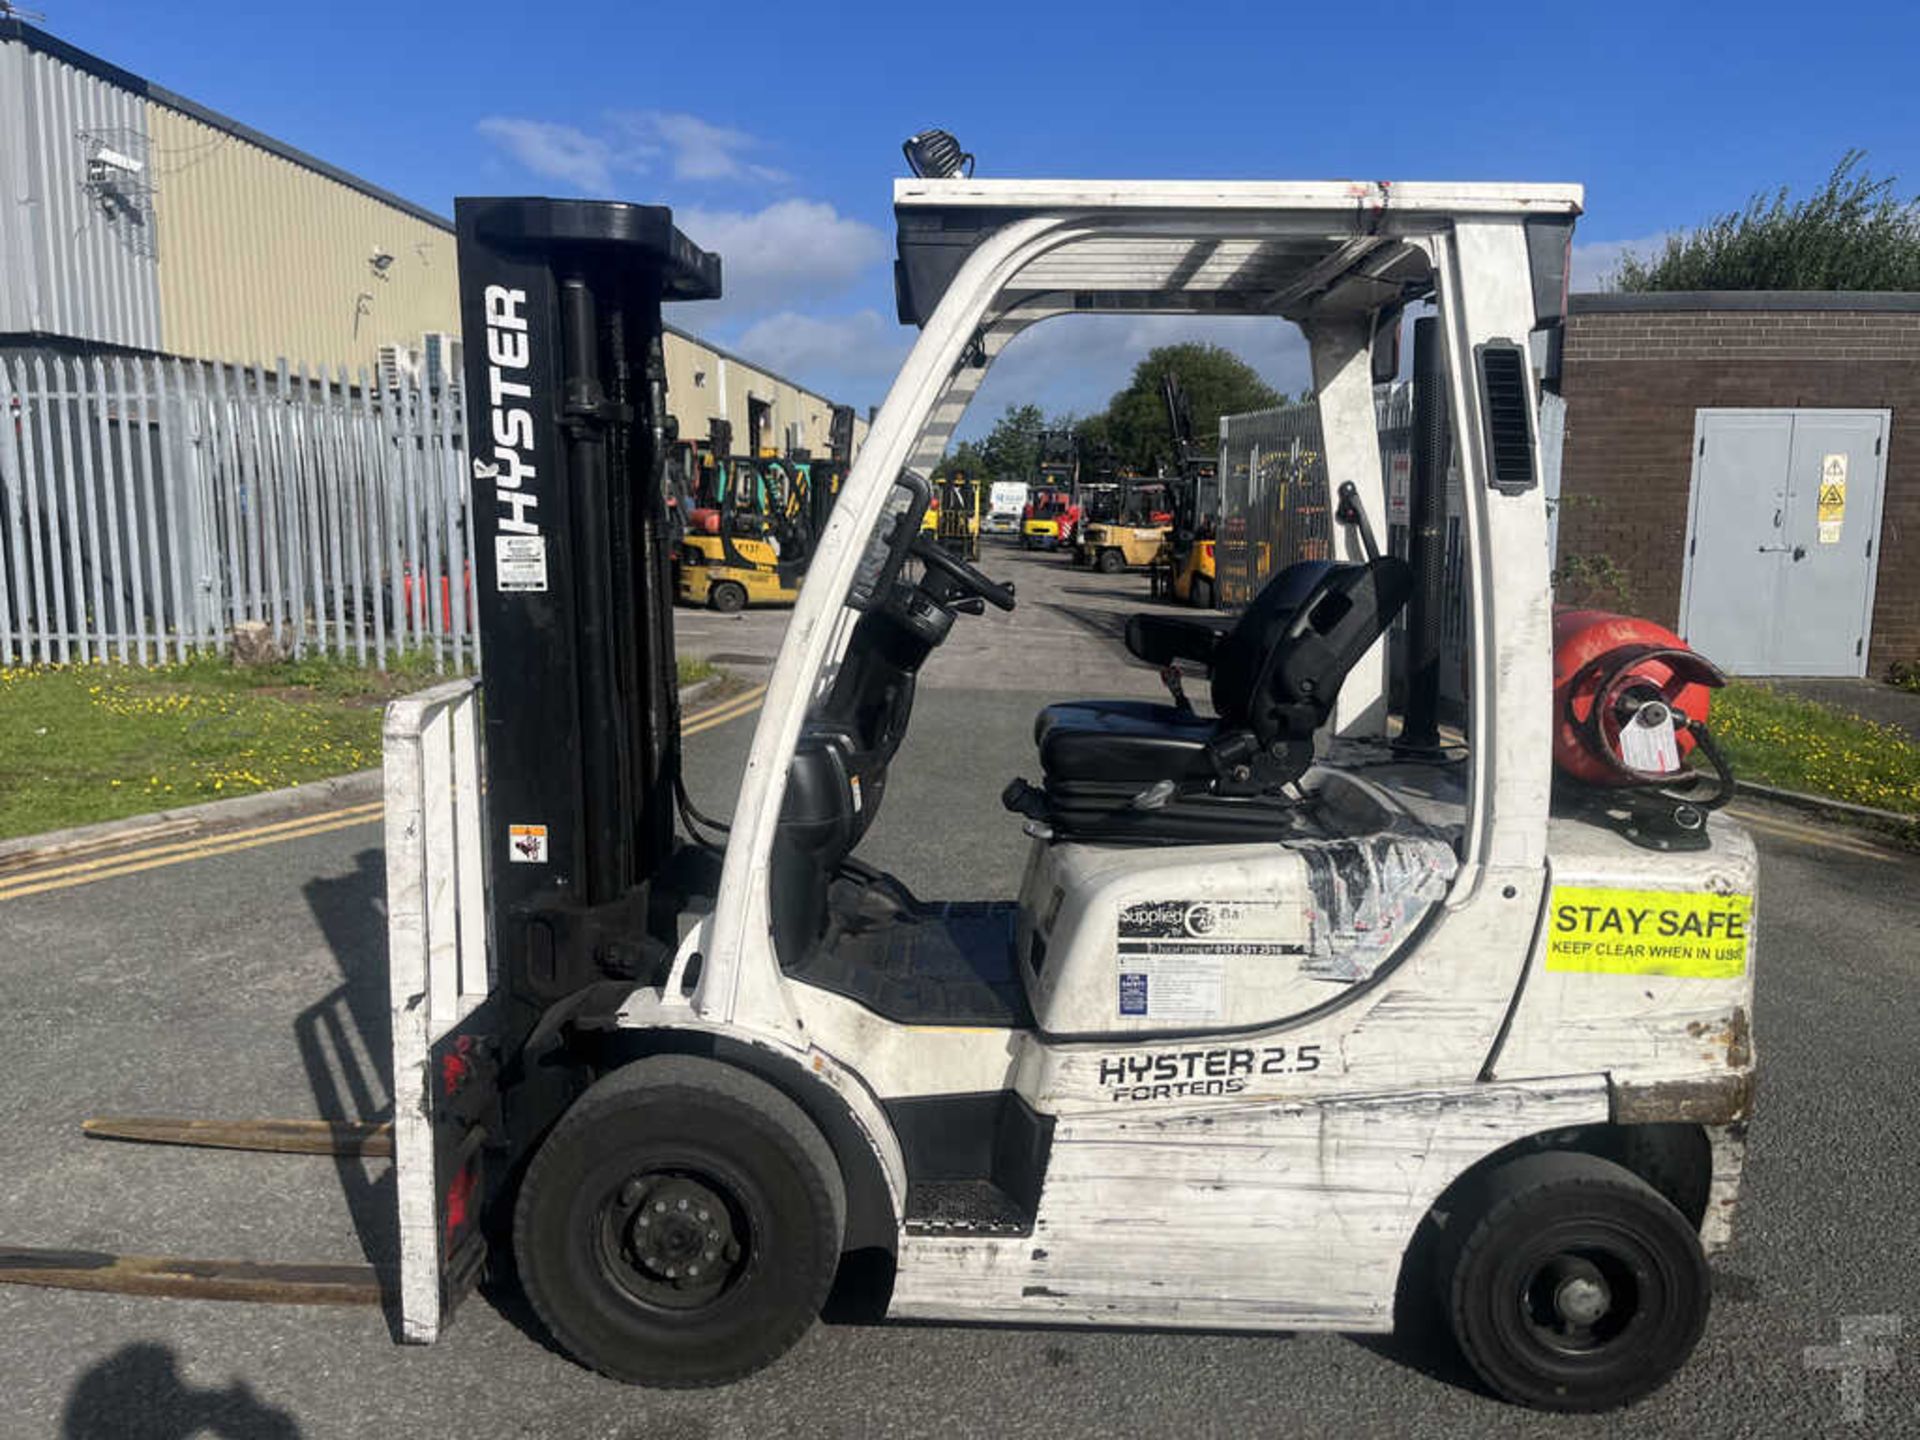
[514,1056,846,1387]
[708,580,748,614]
[1096,548,1125,574]
[1438,1151,1709,1411]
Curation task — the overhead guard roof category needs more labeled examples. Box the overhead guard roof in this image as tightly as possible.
[892,178,1583,327]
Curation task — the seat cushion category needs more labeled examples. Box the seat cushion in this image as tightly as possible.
[1035,700,1220,784]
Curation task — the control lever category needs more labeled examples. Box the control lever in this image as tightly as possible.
[1335,481,1381,562]
[1159,664,1194,715]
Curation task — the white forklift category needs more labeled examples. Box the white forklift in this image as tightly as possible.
[371,164,1757,1413]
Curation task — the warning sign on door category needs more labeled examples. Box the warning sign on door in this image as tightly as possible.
[1817,453,1848,545]
[1544,886,1750,979]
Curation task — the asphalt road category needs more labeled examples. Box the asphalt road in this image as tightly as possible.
[2,543,1917,1438]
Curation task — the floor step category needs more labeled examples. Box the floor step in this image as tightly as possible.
[904,1180,1034,1237]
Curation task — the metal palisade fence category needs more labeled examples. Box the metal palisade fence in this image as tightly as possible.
[1217,382,1565,717]
[1216,382,1469,711]
[0,353,476,671]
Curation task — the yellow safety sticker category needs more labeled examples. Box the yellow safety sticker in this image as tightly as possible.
[1545,886,1751,978]
[1818,453,1847,545]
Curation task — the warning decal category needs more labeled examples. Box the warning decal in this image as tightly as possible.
[508,823,548,864]
[1545,886,1750,979]
[497,534,549,592]
[1817,453,1847,545]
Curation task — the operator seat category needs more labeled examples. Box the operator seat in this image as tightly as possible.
[1005,555,1412,843]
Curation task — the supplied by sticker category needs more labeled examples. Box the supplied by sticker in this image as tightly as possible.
[1116,899,1310,1021]
[1545,886,1750,978]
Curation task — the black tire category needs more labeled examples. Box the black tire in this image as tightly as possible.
[1095,548,1125,575]
[708,581,748,614]
[1192,575,1215,610]
[1437,1151,1709,1412]
[513,1056,846,1387]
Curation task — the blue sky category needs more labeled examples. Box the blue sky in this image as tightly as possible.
[42,0,1920,433]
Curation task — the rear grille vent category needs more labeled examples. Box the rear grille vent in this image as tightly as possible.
[1475,341,1537,494]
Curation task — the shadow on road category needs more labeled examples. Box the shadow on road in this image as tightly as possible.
[299,847,400,1327]
[63,1342,300,1439]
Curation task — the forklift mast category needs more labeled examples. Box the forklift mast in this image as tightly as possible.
[456,197,720,1016]
[1160,370,1216,541]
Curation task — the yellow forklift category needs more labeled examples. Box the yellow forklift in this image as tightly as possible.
[1076,474,1175,575]
[1154,371,1223,608]
[674,413,852,611]
[934,471,983,560]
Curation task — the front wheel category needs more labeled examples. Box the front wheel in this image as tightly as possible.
[1438,1151,1710,1411]
[1095,548,1125,574]
[514,1056,846,1387]
[1192,575,1215,610]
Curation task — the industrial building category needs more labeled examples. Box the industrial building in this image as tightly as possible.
[1555,291,1916,677]
[0,18,866,455]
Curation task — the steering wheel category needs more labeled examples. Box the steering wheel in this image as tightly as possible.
[909,531,1017,612]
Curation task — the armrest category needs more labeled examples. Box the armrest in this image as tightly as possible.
[1125,612,1235,669]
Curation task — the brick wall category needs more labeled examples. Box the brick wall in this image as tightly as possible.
[1557,301,1920,672]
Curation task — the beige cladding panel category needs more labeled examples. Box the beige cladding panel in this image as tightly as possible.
[662,331,863,457]
[148,105,457,372]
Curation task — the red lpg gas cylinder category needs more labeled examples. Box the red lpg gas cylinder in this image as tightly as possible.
[1552,609,1725,786]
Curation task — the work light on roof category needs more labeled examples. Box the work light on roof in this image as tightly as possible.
[902,129,974,179]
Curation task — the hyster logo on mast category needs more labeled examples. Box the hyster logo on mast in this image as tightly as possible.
[477,284,548,593]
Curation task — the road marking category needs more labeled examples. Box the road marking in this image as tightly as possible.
[683,683,766,737]
[1729,806,1902,862]
[4,801,385,888]
[0,686,766,900]
[0,810,381,901]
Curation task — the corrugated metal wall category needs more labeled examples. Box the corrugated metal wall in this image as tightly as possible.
[147,105,458,373]
[0,38,163,349]
[662,329,870,456]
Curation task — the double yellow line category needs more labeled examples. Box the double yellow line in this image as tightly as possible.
[0,684,767,903]
[683,682,766,738]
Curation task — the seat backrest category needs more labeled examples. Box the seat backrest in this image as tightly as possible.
[1244,557,1412,743]
[1207,560,1340,723]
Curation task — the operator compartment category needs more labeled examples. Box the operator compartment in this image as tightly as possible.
[1016,766,1460,1036]
[771,476,1032,1028]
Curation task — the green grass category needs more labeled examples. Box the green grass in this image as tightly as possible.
[1711,680,1920,815]
[0,651,726,841]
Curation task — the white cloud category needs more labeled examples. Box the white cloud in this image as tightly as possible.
[731,310,910,392]
[475,117,620,194]
[476,110,787,194]
[953,314,1314,439]
[624,112,787,184]
[675,200,888,317]
[1570,233,1670,293]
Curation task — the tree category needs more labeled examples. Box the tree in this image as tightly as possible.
[975,402,1052,482]
[1100,344,1283,470]
[1617,151,1920,292]
[933,439,990,481]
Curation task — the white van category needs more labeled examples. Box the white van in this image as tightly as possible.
[985,480,1028,534]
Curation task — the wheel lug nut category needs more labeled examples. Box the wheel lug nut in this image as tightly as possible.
[619,1180,644,1205]
[676,1198,689,1211]
[688,1265,701,1277]
[697,1209,710,1222]
[654,1201,667,1213]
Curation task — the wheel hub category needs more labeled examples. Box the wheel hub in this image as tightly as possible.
[1523,1251,1627,1353]
[605,1174,742,1299]
[1553,1270,1612,1327]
